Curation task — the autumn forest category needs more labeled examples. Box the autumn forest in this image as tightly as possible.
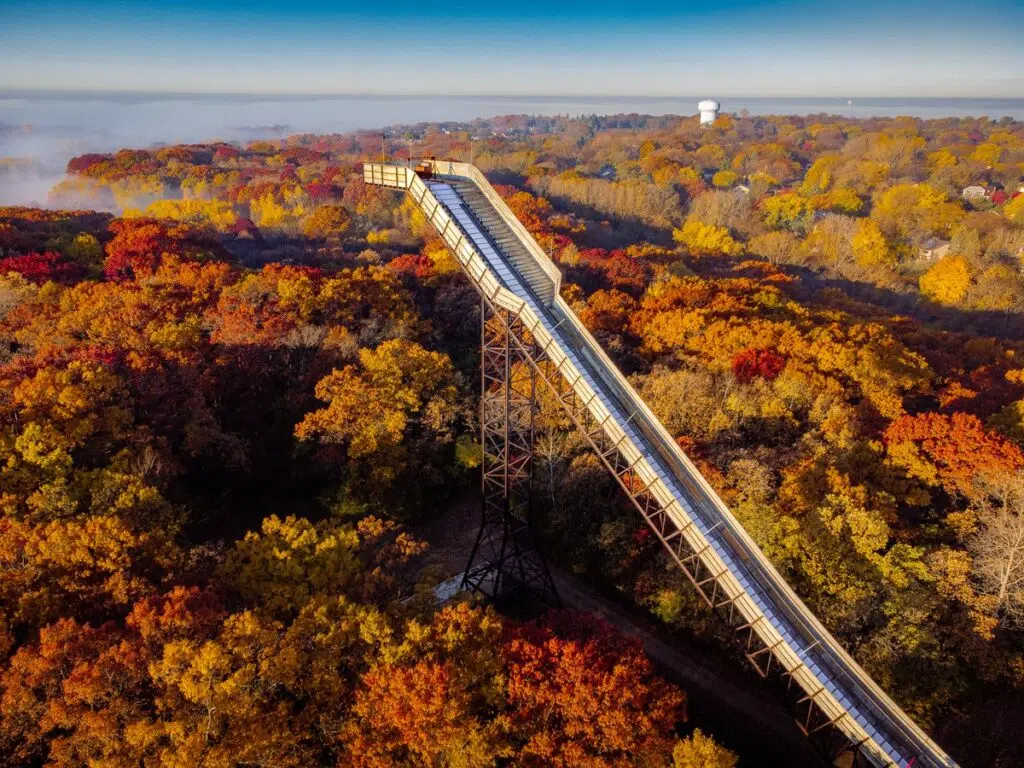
[2,110,1024,767]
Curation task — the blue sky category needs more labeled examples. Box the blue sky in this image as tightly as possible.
[2,0,1022,96]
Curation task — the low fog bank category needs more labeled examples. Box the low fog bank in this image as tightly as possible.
[0,160,68,207]
[3,92,1024,208]
[1,91,574,207]
[0,93,389,208]
[0,118,296,209]
[0,123,87,207]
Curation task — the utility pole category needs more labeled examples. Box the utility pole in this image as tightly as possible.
[380,133,386,164]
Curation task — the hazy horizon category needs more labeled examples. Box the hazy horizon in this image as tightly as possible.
[3,0,1022,97]
[3,89,1024,100]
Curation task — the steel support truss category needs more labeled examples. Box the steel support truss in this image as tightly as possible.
[452,280,886,766]
[461,299,560,606]
[383,166,923,767]
[356,162,957,767]
[741,624,877,766]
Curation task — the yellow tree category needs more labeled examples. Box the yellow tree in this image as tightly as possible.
[760,192,810,232]
[928,149,959,169]
[711,170,738,188]
[872,183,963,242]
[970,143,1003,167]
[296,339,457,460]
[145,611,308,768]
[301,204,351,238]
[0,513,180,640]
[809,187,864,215]
[672,220,743,258]
[920,255,972,305]
[218,514,424,617]
[134,199,237,230]
[672,729,738,768]
[250,192,288,229]
[800,155,839,195]
[1005,195,1024,222]
[295,339,462,502]
[852,218,895,268]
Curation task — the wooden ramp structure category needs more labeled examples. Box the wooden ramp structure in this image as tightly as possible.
[365,159,959,768]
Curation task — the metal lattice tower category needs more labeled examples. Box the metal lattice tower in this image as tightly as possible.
[461,300,559,605]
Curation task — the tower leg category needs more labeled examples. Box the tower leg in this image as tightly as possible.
[461,298,559,606]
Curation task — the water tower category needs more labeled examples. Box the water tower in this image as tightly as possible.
[698,99,720,126]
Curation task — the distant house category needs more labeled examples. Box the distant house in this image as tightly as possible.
[919,237,951,261]
[962,185,988,200]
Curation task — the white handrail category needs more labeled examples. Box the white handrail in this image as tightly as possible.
[423,160,562,301]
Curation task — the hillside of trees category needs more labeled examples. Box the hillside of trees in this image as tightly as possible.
[2,110,1024,766]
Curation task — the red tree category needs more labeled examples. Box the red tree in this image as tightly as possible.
[0,251,83,284]
[65,153,111,175]
[213,145,240,163]
[305,181,337,203]
[502,611,686,767]
[103,219,229,281]
[731,348,786,383]
[387,253,434,281]
[884,412,1024,495]
[575,249,648,295]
